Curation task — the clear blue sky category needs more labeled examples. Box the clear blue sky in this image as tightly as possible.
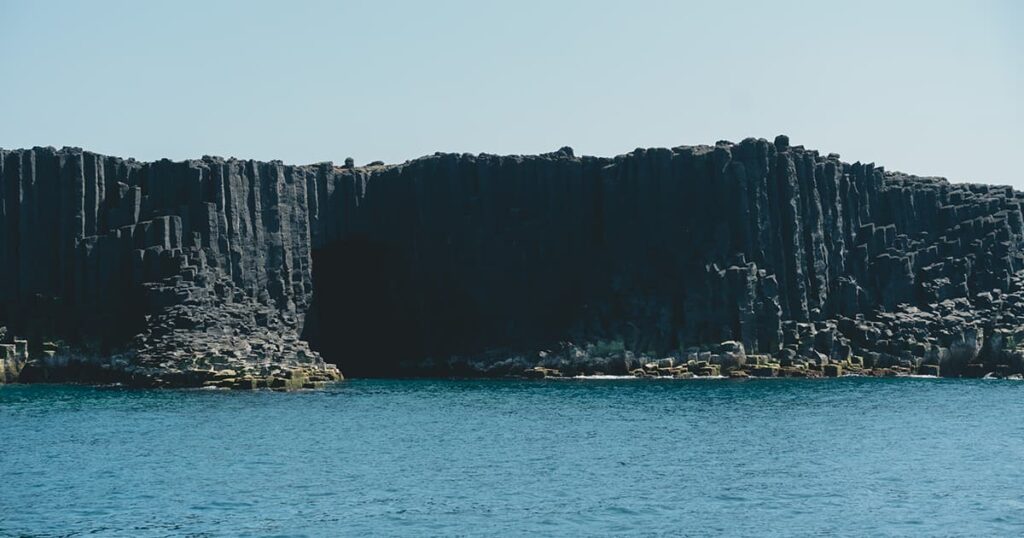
[1,0,1020,185]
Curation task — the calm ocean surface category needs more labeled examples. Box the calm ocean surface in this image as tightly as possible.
[2,378,1023,537]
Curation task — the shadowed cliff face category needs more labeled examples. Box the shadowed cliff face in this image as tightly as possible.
[2,136,1024,381]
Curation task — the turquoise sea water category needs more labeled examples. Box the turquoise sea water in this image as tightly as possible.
[2,378,1023,537]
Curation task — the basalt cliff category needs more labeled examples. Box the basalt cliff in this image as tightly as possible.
[2,135,1023,387]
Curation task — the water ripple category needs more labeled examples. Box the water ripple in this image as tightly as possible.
[1,378,1022,536]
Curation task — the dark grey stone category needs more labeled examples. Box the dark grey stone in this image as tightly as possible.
[1,136,1023,382]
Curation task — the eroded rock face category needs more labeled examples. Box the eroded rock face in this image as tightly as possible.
[1,136,1023,383]
[0,328,30,383]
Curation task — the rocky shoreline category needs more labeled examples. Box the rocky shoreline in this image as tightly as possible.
[406,319,1024,382]
[1,326,341,391]
[5,307,1024,388]
[513,340,1022,381]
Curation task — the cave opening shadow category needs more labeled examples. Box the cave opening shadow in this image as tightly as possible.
[303,238,422,377]
[303,237,592,377]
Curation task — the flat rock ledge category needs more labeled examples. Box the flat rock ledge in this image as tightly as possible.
[2,323,343,391]
[8,347,343,391]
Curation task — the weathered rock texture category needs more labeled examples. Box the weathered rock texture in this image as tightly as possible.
[2,136,1024,384]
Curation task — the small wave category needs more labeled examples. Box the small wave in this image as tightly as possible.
[907,375,940,379]
[570,375,638,380]
[566,374,728,380]
[644,375,727,380]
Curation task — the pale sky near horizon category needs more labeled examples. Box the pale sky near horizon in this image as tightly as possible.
[1,0,1021,185]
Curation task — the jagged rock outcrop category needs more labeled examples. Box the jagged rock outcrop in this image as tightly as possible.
[0,327,30,383]
[2,135,1023,384]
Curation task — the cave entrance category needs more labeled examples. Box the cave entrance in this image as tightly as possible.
[303,236,585,377]
[303,238,420,377]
